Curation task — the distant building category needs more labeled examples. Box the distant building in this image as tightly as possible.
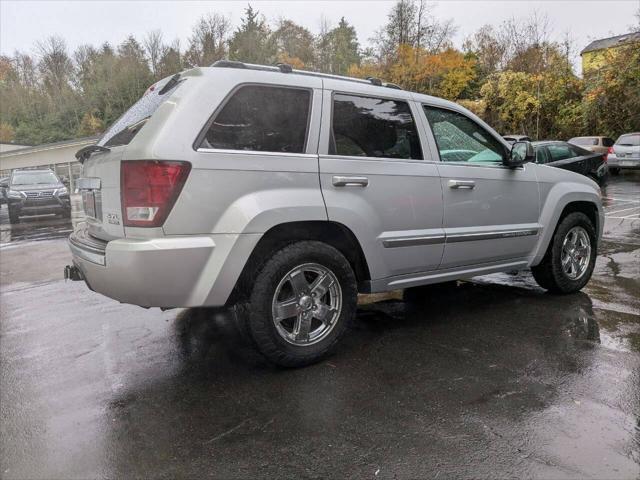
[0,136,98,190]
[580,32,640,75]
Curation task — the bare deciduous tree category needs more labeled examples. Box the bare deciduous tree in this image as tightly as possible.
[185,13,231,67]
[143,30,164,79]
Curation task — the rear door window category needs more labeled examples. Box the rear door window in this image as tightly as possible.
[200,85,311,153]
[535,147,548,164]
[330,94,422,160]
[569,144,589,157]
[547,143,575,161]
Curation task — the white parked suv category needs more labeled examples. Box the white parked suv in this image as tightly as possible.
[66,62,603,366]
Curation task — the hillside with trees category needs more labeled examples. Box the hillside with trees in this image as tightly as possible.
[0,1,638,146]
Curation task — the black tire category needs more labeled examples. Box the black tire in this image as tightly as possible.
[531,212,597,294]
[8,207,19,224]
[610,168,620,175]
[242,241,357,367]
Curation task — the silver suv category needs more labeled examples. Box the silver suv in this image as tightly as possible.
[607,132,640,175]
[66,62,603,367]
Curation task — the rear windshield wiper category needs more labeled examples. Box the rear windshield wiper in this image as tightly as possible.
[75,145,110,163]
[158,73,181,95]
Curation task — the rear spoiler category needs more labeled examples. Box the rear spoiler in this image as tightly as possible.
[75,145,110,163]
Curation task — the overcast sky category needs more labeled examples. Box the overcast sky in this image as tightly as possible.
[1,0,638,72]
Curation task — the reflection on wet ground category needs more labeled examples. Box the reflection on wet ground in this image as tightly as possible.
[0,175,639,478]
[0,195,84,244]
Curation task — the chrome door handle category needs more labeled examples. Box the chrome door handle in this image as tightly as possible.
[332,176,369,187]
[448,179,475,189]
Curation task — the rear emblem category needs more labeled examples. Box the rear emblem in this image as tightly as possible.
[107,213,120,225]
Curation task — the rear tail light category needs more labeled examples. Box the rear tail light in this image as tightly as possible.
[605,146,613,163]
[121,160,191,227]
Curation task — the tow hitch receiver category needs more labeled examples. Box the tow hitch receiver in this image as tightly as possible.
[64,265,84,281]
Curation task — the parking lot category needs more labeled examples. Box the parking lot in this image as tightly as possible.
[1,173,638,478]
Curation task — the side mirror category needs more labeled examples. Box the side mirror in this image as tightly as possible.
[0,181,8,189]
[506,141,535,167]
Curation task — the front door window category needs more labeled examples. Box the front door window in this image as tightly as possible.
[423,106,507,164]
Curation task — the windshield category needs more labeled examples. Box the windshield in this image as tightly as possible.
[11,171,59,186]
[570,137,597,146]
[97,75,183,147]
[616,134,640,146]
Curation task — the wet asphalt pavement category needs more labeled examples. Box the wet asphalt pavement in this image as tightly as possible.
[1,173,639,479]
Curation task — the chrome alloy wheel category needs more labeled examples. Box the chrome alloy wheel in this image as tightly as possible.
[561,226,591,280]
[271,263,342,346]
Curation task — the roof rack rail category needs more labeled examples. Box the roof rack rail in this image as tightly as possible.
[276,63,293,73]
[209,60,402,90]
[211,60,247,69]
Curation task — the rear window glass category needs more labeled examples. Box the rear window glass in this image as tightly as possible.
[616,134,640,146]
[200,85,311,153]
[98,76,183,148]
[569,137,597,146]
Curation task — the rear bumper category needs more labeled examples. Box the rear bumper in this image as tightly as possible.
[67,228,260,308]
[608,156,640,169]
[10,197,70,215]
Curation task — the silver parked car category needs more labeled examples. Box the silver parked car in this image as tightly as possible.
[66,62,604,367]
[607,132,640,174]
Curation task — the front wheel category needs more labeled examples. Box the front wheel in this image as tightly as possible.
[243,241,357,367]
[531,212,597,294]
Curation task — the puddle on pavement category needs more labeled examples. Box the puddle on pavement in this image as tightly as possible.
[0,197,84,245]
[474,271,639,354]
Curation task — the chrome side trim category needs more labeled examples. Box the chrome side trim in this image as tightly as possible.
[196,148,317,159]
[76,177,101,190]
[383,235,446,248]
[446,228,539,243]
[382,259,530,290]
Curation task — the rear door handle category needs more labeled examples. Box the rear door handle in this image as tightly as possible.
[332,176,369,187]
[448,179,475,189]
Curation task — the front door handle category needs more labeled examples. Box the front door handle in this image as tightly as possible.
[332,176,369,187]
[448,179,475,189]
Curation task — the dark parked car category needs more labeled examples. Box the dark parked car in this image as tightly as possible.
[533,141,607,184]
[5,169,71,224]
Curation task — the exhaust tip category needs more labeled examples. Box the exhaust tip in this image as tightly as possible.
[64,265,84,281]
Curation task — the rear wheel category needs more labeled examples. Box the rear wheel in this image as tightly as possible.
[531,212,596,294]
[242,241,357,367]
